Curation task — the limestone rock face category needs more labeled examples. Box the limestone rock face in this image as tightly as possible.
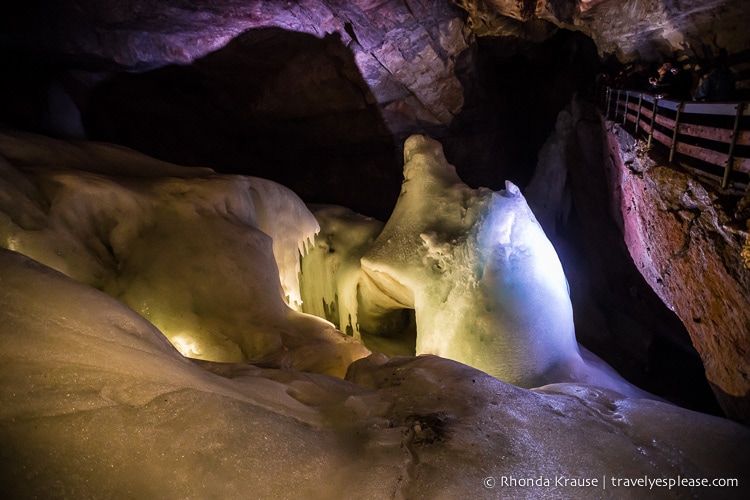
[607,123,750,423]
[3,0,468,134]
[575,0,750,62]
[525,99,719,414]
[2,0,473,220]
[456,0,750,62]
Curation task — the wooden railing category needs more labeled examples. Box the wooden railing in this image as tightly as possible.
[603,88,750,189]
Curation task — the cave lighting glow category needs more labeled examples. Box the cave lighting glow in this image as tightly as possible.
[1,129,749,498]
[0,129,364,375]
[297,135,651,397]
[171,334,202,358]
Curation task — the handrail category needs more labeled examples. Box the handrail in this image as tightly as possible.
[602,87,750,189]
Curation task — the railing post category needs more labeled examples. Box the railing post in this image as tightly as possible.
[599,85,609,106]
[722,102,745,189]
[605,88,611,119]
[623,92,629,126]
[647,97,658,149]
[635,94,643,134]
[612,88,618,120]
[615,89,622,121]
[668,102,683,163]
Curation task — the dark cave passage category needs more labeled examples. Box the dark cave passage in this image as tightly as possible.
[82,27,401,221]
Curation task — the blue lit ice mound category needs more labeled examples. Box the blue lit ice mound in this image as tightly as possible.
[361,135,645,394]
[471,179,580,384]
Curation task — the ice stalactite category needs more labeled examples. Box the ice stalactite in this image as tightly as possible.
[299,205,384,339]
[244,178,320,310]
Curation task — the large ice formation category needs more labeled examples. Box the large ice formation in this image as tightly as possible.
[1,129,748,498]
[361,135,580,387]
[306,135,648,394]
[0,129,368,375]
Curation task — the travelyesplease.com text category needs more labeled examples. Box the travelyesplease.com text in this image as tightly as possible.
[482,475,739,490]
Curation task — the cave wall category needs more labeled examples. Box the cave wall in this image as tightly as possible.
[1,0,471,220]
[606,123,750,424]
[526,99,723,415]
[4,0,748,213]
[576,0,750,62]
[81,28,402,220]
[4,0,749,144]
[456,0,750,63]
[0,0,469,135]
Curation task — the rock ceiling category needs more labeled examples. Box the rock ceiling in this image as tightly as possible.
[3,0,749,123]
[458,0,750,61]
[4,0,746,220]
[6,1,749,61]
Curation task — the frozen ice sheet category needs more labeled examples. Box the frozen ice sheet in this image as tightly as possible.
[1,249,748,498]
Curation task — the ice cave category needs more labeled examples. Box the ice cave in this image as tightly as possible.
[1,0,750,498]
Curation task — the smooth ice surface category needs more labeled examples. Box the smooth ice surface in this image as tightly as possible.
[1,248,748,498]
[0,129,366,374]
